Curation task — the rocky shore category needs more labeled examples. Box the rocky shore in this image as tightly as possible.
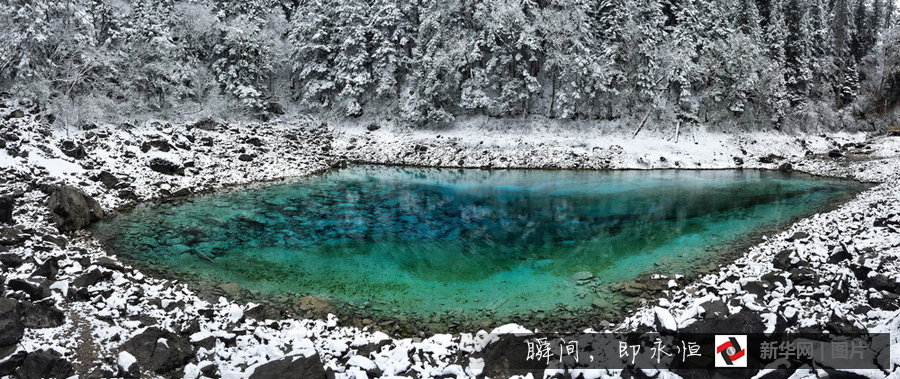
[2,98,900,379]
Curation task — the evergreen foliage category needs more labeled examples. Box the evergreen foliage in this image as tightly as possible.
[1,0,898,129]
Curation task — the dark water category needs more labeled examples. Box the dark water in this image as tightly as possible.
[94,167,869,319]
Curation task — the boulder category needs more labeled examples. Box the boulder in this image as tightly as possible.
[98,171,120,189]
[46,186,104,232]
[742,281,773,301]
[788,267,819,287]
[758,154,784,164]
[831,277,851,302]
[148,158,184,176]
[654,307,677,332]
[0,347,26,377]
[121,327,194,374]
[199,362,218,378]
[681,309,765,335]
[41,234,67,249]
[31,257,59,280]
[827,244,852,264]
[0,298,24,346]
[0,226,28,247]
[850,259,873,281]
[0,196,12,224]
[238,154,254,162]
[772,249,798,270]
[117,189,138,201]
[0,254,25,268]
[144,139,173,153]
[58,141,87,160]
[94,257,125,271]
[250,354,327,379]
[72,269,111,289]
[14,349,74,379]
[7,279,50,301]
[171,188,191,198]
[249,354,327,379]
[4,110,25,120]
[869,291,900,310]
[825,312,866,335]
[701,300,729,320]
[478,335,547,379]
[786,231,809,242]
[863,274,900,294]
[117,351,140,379]
[19,301,64,328]
[189,118,221,131]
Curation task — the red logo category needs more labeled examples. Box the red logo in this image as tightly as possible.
[715,336,747,367]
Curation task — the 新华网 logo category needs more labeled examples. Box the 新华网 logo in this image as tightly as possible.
[715,335,747,367]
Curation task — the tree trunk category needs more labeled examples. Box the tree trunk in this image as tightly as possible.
[674,120,680,143]
[549,71,557,118]
[633,110,652,138]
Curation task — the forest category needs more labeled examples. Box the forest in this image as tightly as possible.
[1,0,899,131]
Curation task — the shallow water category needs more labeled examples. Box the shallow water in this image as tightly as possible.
[94,167,869,319]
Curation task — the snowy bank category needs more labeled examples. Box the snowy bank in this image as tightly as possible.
[2,101,900,378]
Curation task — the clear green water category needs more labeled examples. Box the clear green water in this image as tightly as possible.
[94,167,868,319]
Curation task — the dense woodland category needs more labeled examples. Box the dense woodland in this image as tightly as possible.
[1,0,899,131]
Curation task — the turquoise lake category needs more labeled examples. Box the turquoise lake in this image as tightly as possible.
[94,167,869,320]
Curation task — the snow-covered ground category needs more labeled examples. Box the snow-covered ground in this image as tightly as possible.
[2,100,900,379]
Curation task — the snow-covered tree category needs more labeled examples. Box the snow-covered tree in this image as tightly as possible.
[401,1,462,124]
[212,15,273,110]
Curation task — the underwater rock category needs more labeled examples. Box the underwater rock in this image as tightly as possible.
[292,296,336,318]
[570,271,594,282]
[218,283,243,299]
